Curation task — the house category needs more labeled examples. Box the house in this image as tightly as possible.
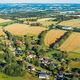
[27,54,36,58]
[0,60,6,67]
[15,48,22,56]
[56,72,64,80]
[5,40,12,46]
[62,26,73,30]
[39,57,44,61]
[17,60,23,65]
[16,40,23,45]
[38,70,49,79]
[27,64,36,71]
[40,58,50,65]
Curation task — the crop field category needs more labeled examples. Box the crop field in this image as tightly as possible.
[69,61,80,68]
[38,20,57,27]
[60,32,80,52]
[37,18,55,21]
[0,18,12,23]
[4,23,47,36]
[67,52,80,58]
[59,19,80,27]
[37,18,57,27]
[24,19,57,27]
[44,29,66,46]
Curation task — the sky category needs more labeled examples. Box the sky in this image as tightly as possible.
[0,0,80,3]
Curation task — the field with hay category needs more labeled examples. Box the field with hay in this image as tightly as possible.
[59,19,80,28]
[4,23,47,36]
[23,18,57,27]
[60,32,80,52]
[0,18,12,23]
[37,18,55,21]
[37,18,57,27]
[69,61,80,68]
[37,20,57,27]
[67,52,80,58]
[44,29,66,46]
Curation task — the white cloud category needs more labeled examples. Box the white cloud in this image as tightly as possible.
[0,0,80,3]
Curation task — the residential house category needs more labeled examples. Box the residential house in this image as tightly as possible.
[38,70,50,79]
[27,64,36,71]
[27,53,36,58]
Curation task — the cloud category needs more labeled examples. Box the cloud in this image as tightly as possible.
[0,0,80,3]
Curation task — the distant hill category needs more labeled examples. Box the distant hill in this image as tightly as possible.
[0,3,80,14]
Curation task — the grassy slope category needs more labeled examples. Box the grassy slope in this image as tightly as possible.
[0,72,39,80]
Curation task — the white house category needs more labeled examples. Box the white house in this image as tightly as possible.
[62,26,73,30]
[38,70,49,79]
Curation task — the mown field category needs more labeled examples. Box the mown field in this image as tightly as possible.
[37,20,57,27]
[59,19,80,28]
[4,23,47,36]
[0,18,12,23]
[18,17,57,27]
[37,18,57,27]
[67,52,80,58]
[69,61,80,68]
[59,32,80,52]
[44,29,66,46]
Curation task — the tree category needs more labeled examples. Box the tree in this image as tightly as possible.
[3,63,25,76]
[24,35,32,50]
[33,58,40,66]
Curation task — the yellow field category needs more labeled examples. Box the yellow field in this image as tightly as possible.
[37,20,57,27]
[37,18,57,27]
[60,32,80,52]
[69,61,80,68]
[0,18,12,23]
[67,52,80,58]
[4,23,47,36]
[59,19,80,27]
[44,29,66,46]
[0,27,5,36]
[37,18,55,21]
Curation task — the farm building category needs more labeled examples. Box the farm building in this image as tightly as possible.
[62,26,73,30]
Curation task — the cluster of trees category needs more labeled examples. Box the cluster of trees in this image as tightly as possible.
[0,45,26,76]
[30,22,42,26]
[54,15,79,22]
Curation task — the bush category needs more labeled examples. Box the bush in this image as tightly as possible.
[3,63,25,76]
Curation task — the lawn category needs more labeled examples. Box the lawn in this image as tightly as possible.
[0,72,39,80]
